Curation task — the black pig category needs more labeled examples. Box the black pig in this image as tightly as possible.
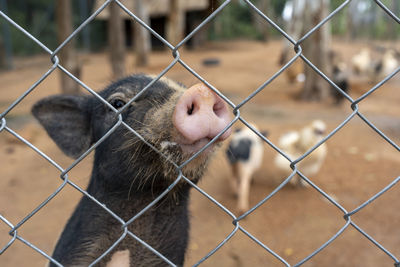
[32,75,232,267]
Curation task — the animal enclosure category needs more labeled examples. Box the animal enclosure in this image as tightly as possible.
[1,1,400,266]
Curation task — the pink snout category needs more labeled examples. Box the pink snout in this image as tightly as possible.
[173,83,232,145]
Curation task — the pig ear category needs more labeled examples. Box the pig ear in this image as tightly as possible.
[32,95,93,159]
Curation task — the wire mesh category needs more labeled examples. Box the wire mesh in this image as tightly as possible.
[0,0,399,266]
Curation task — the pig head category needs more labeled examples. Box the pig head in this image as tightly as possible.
[32,75,232,191]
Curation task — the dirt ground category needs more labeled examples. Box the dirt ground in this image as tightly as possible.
[1,39,400,267]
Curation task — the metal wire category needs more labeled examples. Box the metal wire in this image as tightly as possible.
[1,0,399,266]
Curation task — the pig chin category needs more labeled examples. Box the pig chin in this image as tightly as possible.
[158,138,219,182]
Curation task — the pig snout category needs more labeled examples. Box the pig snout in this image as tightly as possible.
[173,83,232,145]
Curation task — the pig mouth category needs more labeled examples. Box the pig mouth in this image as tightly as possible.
[178,138,216,156]
[156,137,217,182]
[160,137,217,160]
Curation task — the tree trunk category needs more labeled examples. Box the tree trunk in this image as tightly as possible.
[56,0,81,94]
[0,0,13,70]
[133,0,150,67]
[394,1,400,40]
[387,1,399,40]
[167,0,185,46]
[108,1,126,79]
[345,1,355,41]
[288,0,306,41]
[301,0,331,101]
[79,0,91,51]
[0,35,6,70]
[282,0,306,54]
[252,0,271,42]
[189,0,217,48]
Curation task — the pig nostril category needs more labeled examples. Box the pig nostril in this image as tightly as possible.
[213,101,225,117]
[187,103,194,115]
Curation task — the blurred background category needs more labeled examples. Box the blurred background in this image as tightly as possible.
[1,0,400,266]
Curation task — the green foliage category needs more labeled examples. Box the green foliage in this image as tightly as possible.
[210,1,252,40]
[329,1,347,36]
[329,0,400,39]
[3,0,56,55]
[2,0,106,56]
[87,20,107,51]
[209,0,280,41]
[4,0,398,57]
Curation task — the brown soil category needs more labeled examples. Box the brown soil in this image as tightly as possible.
[1,40,399,267]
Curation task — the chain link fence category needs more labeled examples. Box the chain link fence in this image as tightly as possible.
[1,0,400,266]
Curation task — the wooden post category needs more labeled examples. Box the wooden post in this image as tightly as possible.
[252,0,271,42]
[301,0,331,101]
[56,0,81,94]
[133,0,150,67]
[108,1,126,79]
[167,0,185,46]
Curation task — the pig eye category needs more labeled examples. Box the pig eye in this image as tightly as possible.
[109,99,126,110]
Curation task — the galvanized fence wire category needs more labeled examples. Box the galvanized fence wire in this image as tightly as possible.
[0,0,399,266]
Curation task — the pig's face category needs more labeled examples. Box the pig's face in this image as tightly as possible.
[32,75,231,188]
[98,76,213,183]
